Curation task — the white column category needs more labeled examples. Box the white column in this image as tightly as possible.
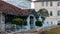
[1,14,5,32]
[31,2,35,9]
[32,0,36,1]
[0,14,1,32]
[27,17,30,30]
[34,17,36,28]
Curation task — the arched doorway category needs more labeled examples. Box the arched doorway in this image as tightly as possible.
[30,16,34,29]
[58,21,60,25]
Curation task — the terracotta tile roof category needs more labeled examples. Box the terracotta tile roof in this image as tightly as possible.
[34,0,60,2]
[0,1,33,16]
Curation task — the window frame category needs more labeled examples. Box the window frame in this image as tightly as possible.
[57,2,60,6]
[41,2,44,6]
[57,10,60,16]
[50,11,52,16]
[50,1,53,6]
[46,2,48,6]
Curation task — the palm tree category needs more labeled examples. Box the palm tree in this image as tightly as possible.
[38,8,49,22]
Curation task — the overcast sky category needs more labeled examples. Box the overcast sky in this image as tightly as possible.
[2,0,36,1]
[2,0,35,9]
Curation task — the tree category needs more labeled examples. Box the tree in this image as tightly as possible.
[38,8,49,22]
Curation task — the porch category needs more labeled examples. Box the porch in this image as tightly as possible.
[0,13,37,32]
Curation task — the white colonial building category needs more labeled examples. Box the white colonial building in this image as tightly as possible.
[33,0,60,27]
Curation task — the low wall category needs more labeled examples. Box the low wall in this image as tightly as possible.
[8,33,38,34]
[0,32,6,34]
[7,26,58,34]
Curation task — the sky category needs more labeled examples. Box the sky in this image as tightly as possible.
[2,0,35,9]
[2,0,36,1]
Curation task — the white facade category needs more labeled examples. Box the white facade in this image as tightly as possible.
[34,1,60,26]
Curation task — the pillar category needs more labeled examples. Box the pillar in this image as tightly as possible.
[1,14,5,32]
[27,17,30,30]
[34,17,37,28]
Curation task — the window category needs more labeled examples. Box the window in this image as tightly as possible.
[57,10,60,16]
[46,2,48,6]
[51,22,53,24]
[47,21,48,24]
[42,2,44,6]
[57,2,60,6]
[58,21,60,25]
[50,2,52,6]
[50,11,52,16]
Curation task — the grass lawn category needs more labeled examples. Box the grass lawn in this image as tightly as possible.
[41,26,60,34]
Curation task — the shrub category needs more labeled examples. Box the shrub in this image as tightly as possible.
[36,20,42,26]
[12,18,27,26]
[24,21,27,25]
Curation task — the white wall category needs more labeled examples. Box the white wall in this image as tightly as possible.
[34,1,59,11]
